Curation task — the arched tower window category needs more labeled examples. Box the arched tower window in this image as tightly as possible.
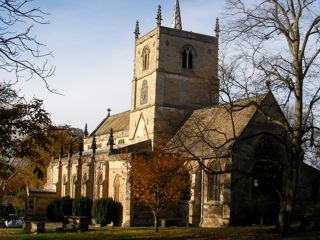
[142,46,150,71]
[182,47,193,69]
[114,175,120,202]
[97,174,103,199]
[71,175,77,198]
[207,162,221,202]
[140,80,148,105]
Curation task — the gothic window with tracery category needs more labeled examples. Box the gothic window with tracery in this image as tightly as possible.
[142,47,150,71]
[97,174,103,199]
[62,175,67,197]
[82,174,87,197]
[182,47,193,69]
[207,162,221,202]
[71,175,77,198]
[114,175,120,202]
[140,80,148,105]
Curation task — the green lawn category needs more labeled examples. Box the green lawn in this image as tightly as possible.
[0,226,320,240]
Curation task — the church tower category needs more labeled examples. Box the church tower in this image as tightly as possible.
[129,1,219,146]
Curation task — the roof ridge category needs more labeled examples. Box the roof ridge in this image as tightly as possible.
[192,92,269,113]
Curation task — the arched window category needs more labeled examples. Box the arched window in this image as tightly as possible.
[82,174,87,197]
[114,175,120,202]
[207,162,221,202]
[207,173,220,201]
[62,175,67,197]
[142,47,150,71]
[71,175,77,198]
[140,80,148,105]
[97,174,103,199]
[182,47,193,69]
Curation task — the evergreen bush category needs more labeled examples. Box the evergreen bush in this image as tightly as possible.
[47,199,63,222]
[91,198,116,226]
[0,204,15,220]
[61,196,73,216]
[113,201,123,226]
[72,197,92,221]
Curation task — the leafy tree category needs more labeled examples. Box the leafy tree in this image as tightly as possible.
[221,0,320,235]
[0,0,54,202]
[128,152,190,232]
[0,82,51,202]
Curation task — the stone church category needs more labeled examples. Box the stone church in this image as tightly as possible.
[41,0,320,227]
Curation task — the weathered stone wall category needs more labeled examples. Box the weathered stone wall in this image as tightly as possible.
[158,27,219,108]
[26,190,56,221]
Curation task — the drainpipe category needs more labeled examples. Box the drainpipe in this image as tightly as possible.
[199,159,204,227]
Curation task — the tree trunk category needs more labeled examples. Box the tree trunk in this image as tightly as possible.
[278,195,293,236]
[152,209,159,232]
[278,153,300,236]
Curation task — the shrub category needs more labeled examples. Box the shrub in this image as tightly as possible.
[72,197,92,221]
[47,199,63,222]
[61,196,73,216]
[0,204,15,220]
[91,198,116,226]
[113,201,123,226]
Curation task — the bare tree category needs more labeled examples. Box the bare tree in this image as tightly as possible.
[0,0,54,90]
[221,0,320,235]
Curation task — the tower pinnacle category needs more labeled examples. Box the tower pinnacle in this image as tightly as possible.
[172,0,182,30]
[134,20,140,39]
[215,17,220,38]
[156,5,162,27]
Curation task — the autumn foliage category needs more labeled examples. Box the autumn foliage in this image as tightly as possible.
[128,152,190,232]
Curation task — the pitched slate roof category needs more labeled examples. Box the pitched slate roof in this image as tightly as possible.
[91,110,130,136]
[168,93,272,158]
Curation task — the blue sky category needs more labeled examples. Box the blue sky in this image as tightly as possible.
[14,0,226,132]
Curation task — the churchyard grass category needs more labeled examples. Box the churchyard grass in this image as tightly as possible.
[0,226,319,240]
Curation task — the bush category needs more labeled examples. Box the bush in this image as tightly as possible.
[72,197,92,221]
[47,197,74,222]
[0,204,15,220]
[91,198,116,226]
[61,196,73,216]
[47,199,63,222]
[113,201,123,226]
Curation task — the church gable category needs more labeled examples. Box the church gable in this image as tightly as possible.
[132,113,149,142]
